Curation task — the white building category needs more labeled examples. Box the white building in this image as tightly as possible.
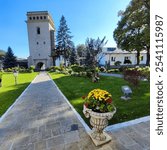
[100,47,147,66]
[26,11,55,70]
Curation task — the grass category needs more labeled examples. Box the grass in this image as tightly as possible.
[50,73,150,126]
[0,72,37,117]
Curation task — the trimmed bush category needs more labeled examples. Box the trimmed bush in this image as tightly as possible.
[114,61,121,66]
[99,66,106,72]
[123,68,141,87]
[29,65,35,73]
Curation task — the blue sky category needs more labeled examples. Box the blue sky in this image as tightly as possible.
[0,0,131,58]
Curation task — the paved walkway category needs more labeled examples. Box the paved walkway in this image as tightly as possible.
[0,72,149,150]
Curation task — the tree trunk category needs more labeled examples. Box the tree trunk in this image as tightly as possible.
[146,47,150,66]
[136,50,140,65]
[52,57,56,66]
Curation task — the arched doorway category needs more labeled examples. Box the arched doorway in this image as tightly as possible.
[36,62,45,70]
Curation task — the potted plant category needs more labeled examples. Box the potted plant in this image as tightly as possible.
[83,89,116,146]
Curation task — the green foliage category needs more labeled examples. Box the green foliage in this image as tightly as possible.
[3,47,17,69]
[99,66,106,72]
[137,66,150,81]
[0,71,3,80]
[107,69,119,73]
[76,44,86,57]
[113,0,150,65]
[71,64,85,73]
[85,37,107,68]
[29,65,35,73]
[56,15,74,66]
[114,61,121,66]
[123,68,141,87]
[69,48,78,65]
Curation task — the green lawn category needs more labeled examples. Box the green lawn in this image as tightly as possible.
[0,72,37,117]
[51,73,150,126]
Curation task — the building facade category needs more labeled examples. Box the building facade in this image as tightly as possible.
[26,11,55,70]
[100,47,147,66]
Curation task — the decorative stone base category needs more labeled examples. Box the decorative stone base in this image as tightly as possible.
[121,96,131,100]
[88,131,112,146]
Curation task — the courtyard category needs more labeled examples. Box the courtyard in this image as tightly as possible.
[0,72,150,150]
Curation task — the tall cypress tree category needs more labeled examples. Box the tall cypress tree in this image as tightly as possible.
[3,47,17,69]
[56,15,73,66]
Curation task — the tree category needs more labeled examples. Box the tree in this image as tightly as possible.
[50,48,62,66]
[76,44,86,65]
[0,49,6,61]
[85,37,107,69]
[56,15,73,66]
[69,47,77,65]
[113,0,150,65]
[3,47,17,69]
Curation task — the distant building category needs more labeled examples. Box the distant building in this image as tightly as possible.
[26,11,55,70]
[100,47,147,66]
[16,58,28,68]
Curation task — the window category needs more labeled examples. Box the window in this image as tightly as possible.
[111,56,116,62]
[40,16,43,19]
[124,56,131,60]
[44,16,46,19]
[141,56,144,61]
[37,27,40,34]
[37,16,39,20]
[37,42,39,45]
[43,41,46,44]
[29,17,32,20]
[124,56,131,64]
[33,16,35,20]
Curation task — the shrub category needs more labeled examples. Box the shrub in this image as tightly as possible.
[99,66,106,72]
[29,65,35,73]
[71,65,85,73]
[119,66,128,72]
[123,68,141,87]
[138,67,150,81]
[107,69,119,73]
[114,61,121,66]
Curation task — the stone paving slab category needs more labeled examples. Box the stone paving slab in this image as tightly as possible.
[0,72,150,150]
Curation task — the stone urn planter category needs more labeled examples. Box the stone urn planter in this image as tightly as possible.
[82,89,116,146]
[83,105,116,146]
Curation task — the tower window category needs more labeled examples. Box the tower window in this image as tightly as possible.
[37,27,40,34]
[44,16,46,19]
[29,17,32,20]
[37,16,39,20]
[40,16,43,19]
[33,16,35,20]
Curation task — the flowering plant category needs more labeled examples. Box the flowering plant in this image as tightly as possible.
[82,89,114,113]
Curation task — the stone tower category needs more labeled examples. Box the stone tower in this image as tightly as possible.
[26,11,55,70]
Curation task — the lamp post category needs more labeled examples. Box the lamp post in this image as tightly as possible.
[13,70,18,85]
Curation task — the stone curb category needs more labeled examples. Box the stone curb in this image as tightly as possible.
[47,73,91,132]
